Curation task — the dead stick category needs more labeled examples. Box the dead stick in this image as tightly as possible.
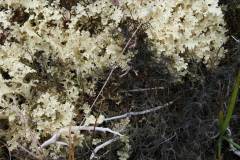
[40,126,122,148]
[90,136,120,160]
[104,101,173,122]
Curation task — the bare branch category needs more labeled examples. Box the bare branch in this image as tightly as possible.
[40,126,122,148]
[119,67,131,78]
[120,86,164,93]
[159,132,176,145]
[88,22,143,116]
[232,35,240,43]
[121,23,142,55]
[18,145,39,160]
[89,66,117,111]
[90,136,120,160]
[0,140,11,160]
[104,101,173,122]
[56,141,68,146]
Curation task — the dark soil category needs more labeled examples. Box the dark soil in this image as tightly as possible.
[93,1,240,160]
[122,1,240,159]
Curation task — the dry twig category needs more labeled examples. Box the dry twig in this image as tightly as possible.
[18,145,39,160]
[89,66,117,111]
[120,86,164,93]
[88,22,143,113]
[40,126,122,148]
[90,136,120,160]
[104,101,173,122]
[0,140,11,160]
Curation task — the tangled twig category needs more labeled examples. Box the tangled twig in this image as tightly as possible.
[40,126,122,148]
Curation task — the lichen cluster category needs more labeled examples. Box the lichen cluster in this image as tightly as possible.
[120,0,227,74]
[0,0,227,158]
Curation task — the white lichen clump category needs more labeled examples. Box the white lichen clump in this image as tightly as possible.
[121,0,227,74]
[0,0,227,158]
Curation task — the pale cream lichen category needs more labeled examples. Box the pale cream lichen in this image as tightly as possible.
[0,0,228,159]
[118,0,227,75]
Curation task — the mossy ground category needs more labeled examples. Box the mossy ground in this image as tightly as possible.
[1,0,240,160]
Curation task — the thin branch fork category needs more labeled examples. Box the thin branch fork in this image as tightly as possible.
[104,101,174,122]
[40,101,174,152]
[40,126,122,148]
[90,136,120,160]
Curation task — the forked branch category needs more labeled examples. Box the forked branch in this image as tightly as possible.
[40,126,122,148]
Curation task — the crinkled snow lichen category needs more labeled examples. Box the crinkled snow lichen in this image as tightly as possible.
[119,0,227,75]
[0,0,228,158]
